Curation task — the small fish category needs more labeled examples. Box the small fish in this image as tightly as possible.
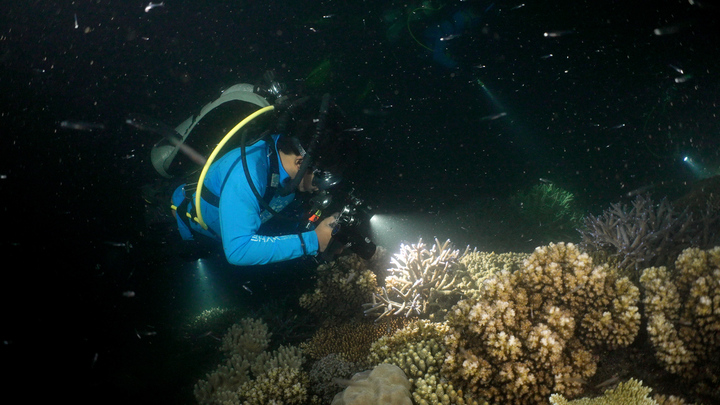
[674,74,693,83]
[105,240,133,253]
[540,54,554,59]
[668,64,684,74]
[60,120,105,131]
[440,34,460,41]
[122,291,136,298]
[480,112,507,121]
[91,352,98,368]
[539,178,553,184]
[595,376,620,389]
[144,2,164,13]
[242,284,253,294]
[510,4,526,10]
[544,30,575,38]
[74,13,79,29]
[653,25,682,36]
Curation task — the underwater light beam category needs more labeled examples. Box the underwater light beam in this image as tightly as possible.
[190,258,219,312]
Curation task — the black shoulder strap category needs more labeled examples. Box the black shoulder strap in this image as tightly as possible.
[201,138,280,208]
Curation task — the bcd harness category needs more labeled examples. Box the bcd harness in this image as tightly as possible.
[171,138,281,241]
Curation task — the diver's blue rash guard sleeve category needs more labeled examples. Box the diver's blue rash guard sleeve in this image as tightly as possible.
[214,143,319,266]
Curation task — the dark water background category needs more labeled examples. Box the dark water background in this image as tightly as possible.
[1,0,719,403]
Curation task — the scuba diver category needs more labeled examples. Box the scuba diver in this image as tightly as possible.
[142,73,364,265]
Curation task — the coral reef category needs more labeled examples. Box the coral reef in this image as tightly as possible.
[331,363,412,405]
[580,196,693,275]
[238,366,312,405]
[639,246,720,399]
[308,354,358,404]
[443,242,641,404]
[549,378,655,405]
[363,238,471,321]
[509,183,585,242]
[300,253,379,323]
[301,318,411,365]
[183,306,241,338]
[368,319,484,405]
[193,318,311,405]
[460,250,527,297]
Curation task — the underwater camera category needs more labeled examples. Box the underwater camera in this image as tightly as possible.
[321,189,376,261]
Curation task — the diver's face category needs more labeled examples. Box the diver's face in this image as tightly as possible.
[294,157,318,193]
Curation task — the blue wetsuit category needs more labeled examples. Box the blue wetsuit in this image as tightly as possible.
[171,134,319,265]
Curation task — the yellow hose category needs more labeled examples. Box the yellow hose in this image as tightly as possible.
[194,105,276,230]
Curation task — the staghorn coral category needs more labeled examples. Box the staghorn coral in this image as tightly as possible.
[331,363,412,405]
[363,238,471,321]
[301,318,411,365]
[193,318,310,405]
[640,246,720,399]
[580,196,693,276]
[510,183,585,243]
[300,253,379,323]
[549,378,656,405]
[368,319,484,405]
[443,242,641,405]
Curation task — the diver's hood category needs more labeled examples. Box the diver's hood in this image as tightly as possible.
[151,83,270,178]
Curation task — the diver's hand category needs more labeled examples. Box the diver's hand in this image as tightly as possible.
[315,213,338,253]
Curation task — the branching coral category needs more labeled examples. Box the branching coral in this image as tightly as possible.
[300,253,379,323]
[238,366,313,405]
[368,319,484,405]
[193,318,310,405]
[183,306,241,338]
[549,378,656,405]
[640,246,720,399]
[580,196,693,275]
[510,183,585,242]
[363,238,470,321]
[460,250,527,297]
[443,242,641,404]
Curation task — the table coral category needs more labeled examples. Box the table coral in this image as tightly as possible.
[443,242,641,404]
[640,246,720,398]
[363,238,471,320]
[301,318,411,365]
